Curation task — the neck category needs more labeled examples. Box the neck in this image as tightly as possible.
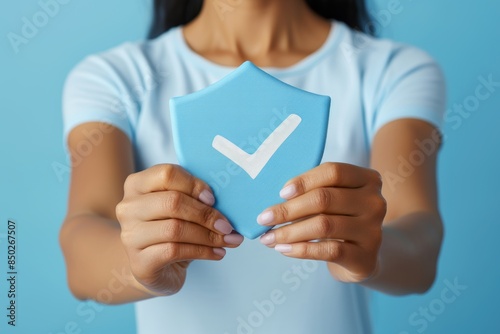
[183,0,330,67]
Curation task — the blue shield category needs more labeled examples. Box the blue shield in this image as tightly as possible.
[170,62,330,239]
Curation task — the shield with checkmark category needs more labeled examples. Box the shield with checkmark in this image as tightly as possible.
[170,62,330,239]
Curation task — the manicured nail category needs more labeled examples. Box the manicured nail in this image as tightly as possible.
[280,184,297,199]
[224,233,244,245]
[257,211,274,225]
[214,219,233,235]
[275,244,292,253]
[199,190,215,206]
[213,248,226,257]
[259,232,275,245]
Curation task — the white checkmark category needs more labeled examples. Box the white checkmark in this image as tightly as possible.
[212,114,302,179]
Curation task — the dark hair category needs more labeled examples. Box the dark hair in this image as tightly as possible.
[148,0,373,39]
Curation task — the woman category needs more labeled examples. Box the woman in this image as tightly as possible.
[60,0,445,333]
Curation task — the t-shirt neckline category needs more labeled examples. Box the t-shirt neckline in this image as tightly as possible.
[172,20,344,77]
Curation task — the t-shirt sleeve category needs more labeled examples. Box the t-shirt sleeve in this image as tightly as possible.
[369,46,446,141]
[62,53,139,148]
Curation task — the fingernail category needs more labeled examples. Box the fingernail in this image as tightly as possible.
[199,190,215,206]
[260,232,275,245]
[275,244,292,253]
[257,211,274,225]
[213,248,226,257]
[214,219,233,235]
[224,233,244,245]
[280,184,297,199]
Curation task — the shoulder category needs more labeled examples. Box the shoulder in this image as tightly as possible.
[333,22,446,139]
[61,29,181,140]
[338,22,438,67]
[336,22,445,103]
[336,22,444,86]
[64,28,179,96]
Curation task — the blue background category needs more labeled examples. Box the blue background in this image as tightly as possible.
[0,0,498,333]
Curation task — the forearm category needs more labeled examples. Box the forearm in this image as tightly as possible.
[59,213,155,304]
[360,211,443,295]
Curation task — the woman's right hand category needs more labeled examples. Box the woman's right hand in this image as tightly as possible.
[115,164,243,296]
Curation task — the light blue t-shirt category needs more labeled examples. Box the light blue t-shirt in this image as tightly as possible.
[63,21,445,334]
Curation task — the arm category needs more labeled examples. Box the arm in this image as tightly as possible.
[256,119,443,296]
[361,119,443,295]
[60,123,241,304]
[59,123,150,303]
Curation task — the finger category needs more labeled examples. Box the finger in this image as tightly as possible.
[134,243,226,279]
[259,215,360,246]
[257,187,365,226]
[125,191,233,235]
[279,163,382,200]
[125,219,244,249]
[274,240,378,281]
[125,164,215,205]
[275,239,354,262]
[273,240,348,263]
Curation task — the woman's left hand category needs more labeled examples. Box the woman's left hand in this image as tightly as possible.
[258,162,387,283]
